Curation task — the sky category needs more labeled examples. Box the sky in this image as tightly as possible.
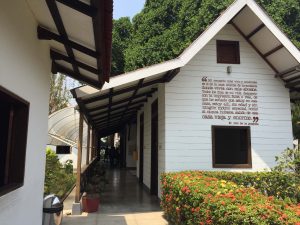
[113,0,146,19]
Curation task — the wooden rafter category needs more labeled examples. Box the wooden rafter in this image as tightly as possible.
[231,22,278,73]
[263,44,284,58]
[92,101,144,119]
[119,79,144,123]
[56,0,97,17]
[38,26,98,58]
[87,89,156,113]
[275,65,300,78]
[81,69,179,104]
[246,23,265,39]
[93,106,141,123]
[50,49,99,74]
[52,62,99,88]
[46,0,79,74]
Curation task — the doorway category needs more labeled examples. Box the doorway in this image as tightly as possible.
[139,113,144,184]
[151,99,158,195]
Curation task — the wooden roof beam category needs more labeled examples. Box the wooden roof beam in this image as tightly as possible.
[52,62,99,88]
[231,22,278,73]
[50,49,99,74]
[90,98,147,115]
[263,44,284,58]
[82,78,161,104]
[87,88,156,112]
[37,26,98,58]
[275,65,300,78]
[246,23,265,39]
[119,79,144,123]
[56,0,97,17]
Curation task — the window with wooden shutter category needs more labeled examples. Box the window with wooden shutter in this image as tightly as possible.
[217,40,240,64]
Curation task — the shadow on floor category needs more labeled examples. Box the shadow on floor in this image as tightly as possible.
[62,168,169,225]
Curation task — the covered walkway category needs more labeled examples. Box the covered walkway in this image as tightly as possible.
[62,169,168,225]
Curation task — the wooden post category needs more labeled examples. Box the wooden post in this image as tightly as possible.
[75,112,83,203]
[91,129,95,159]
[86,124,90,165]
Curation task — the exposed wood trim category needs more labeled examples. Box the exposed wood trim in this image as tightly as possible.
[46,0,79,74]
[275,65,300,78]
[231,22,278,73]
[246,23,265,39]
[89,97,147,113]
[285,79,300,88]
[53,62,99,88]
[91,0,113,83]
[55,0,97,17]
[75,112,83,203]
[162,68,180,82]
[263,44,284,58]
[37,26,98,58]
[93,105,142,122]
[107,88,113,127]
[86,124,90,165]
[119,79,144,122]
[96,115,137,128]
[212,125,252,169]
[50,49,99,74]
[284,75,300,84]
[87,89,155,112]
[81,77,162,104]
[92,102,144,121]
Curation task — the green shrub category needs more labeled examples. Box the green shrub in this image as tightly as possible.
[201,171,300,203]
[274,147,300,174]
[44,148,76,199]
[161,171,300,225]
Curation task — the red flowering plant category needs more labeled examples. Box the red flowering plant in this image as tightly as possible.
[161,171,300,225]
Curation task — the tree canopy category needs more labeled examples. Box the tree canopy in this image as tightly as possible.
[111,0,300,75]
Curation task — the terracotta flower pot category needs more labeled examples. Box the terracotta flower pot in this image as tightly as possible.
[82,194,100,213]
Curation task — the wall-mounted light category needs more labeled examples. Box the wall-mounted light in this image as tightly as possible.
[227,66,232,74]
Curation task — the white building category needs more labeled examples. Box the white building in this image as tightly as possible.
[72,0,300,197]
[0,1,112,224]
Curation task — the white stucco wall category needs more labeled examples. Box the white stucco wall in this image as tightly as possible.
[0,1,51,225]
[164,24,293,172]
[136,84,165,197]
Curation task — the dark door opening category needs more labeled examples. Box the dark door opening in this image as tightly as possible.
[139,113,144,184]
[151,99,158,195]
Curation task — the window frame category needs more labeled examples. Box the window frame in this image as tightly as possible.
[216,40,240,64]
[0,86,30,197]
[212,125,252,168]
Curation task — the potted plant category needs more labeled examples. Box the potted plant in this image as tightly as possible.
[82,175,101,213]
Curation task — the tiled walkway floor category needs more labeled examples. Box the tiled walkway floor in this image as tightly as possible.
[62,169,169,225]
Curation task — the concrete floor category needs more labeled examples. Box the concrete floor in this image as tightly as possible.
[62,169,169,225]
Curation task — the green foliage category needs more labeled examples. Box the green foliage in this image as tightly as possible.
[111,17,133,75]
[292,102,300,139]
[201,171,300,203]
[49,74,70,115]
[44,148,75,199]
[161,171,300,225]
[273,147,300,174]
[112,0,300,74]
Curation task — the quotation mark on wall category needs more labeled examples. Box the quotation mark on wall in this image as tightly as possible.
[202,77,208,82]
[253,117,259,123]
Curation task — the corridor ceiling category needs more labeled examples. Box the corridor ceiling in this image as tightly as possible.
[27,0,113,88]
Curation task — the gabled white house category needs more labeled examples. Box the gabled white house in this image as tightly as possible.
[73,0,300,198]
[0,1,112,224]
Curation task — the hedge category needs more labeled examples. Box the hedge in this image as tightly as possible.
[201,171,300,204]
[161,171,300,225]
